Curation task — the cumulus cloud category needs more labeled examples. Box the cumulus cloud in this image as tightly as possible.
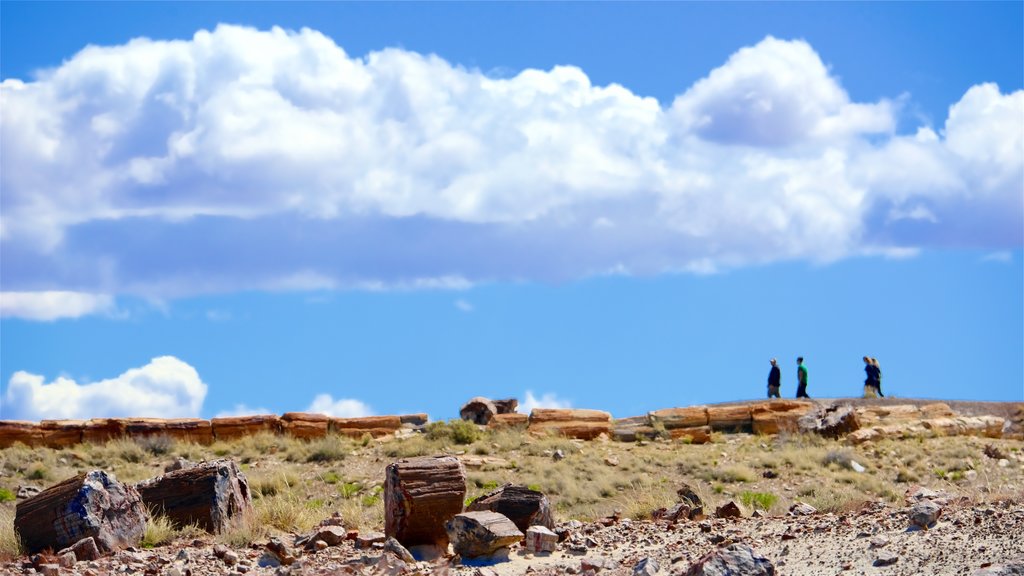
[306,393,374,417]
[0,291,115,321]
[2,356,206,420]
[519,390,572,415]
[1,28,1020,307]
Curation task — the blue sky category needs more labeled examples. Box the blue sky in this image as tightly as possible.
[1,2,1021,421]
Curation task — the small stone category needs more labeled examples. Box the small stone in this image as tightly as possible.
[604,456,619,467]
[213,544,228,558]
[869,535,889,548]
[58,551,76,568]
[17,485,42,499]
[384,537,416,564]
[909,500,942,530]
[71,537,101,562]
[312,525,348,547]
[873,552,898,567]
[582,556,619,572]
[38,564,60,576]
[314,539,329,551]
[553,449,566,461]
[789,501,817,516]
[715,501,742,519]
[850,460,866,473]
[525,525,559,554]
[633,556,661,575]
[223,550,239,566]
[257,552,281,568]
[356,531,386,549]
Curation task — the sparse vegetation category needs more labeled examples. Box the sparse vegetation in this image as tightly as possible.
[142,513,204,548]
[0,506,21,560]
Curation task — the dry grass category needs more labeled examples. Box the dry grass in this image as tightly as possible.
[142,513,205,548]
[0,506,21,561]
[0,425,1020,553]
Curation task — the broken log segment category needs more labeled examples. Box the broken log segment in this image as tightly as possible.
[527,409,613,440]
[15,470,147,555]
[281,412,328,440]
[384,455,467,549]
[446,511,524,558]
[135,459,252,533]
[466,484,553,532]
[210,415,282,441]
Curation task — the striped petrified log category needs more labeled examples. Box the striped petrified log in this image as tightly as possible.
[466,484,552,532]
[385,455,467,549]
[330,416,403,438]
[706,405,754,432]
[648,407,709,430]
[281,412,329,440]
[750,401,815,435]
[15,471,147,554]
[0,421,43,448]
[210,415,282,441]
[39,421,85,449]
[124,418,214,445]
[527,409,613,440]
[488,413,529,430]
[135,459,252,533]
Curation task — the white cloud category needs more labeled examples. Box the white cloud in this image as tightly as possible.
[1,28,1020,303]
[0,291,115,321]
[982,251,1013,263]
[519,390,572,415]
[306,393,374,417]
[2,356,206,420]
[454,299,474,312]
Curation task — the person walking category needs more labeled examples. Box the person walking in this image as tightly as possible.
[767,358,781,398]
[796,357,810,398]
[863,356,879,398]
[871,357,884,397]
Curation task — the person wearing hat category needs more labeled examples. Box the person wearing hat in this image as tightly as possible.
[767,358,781,398]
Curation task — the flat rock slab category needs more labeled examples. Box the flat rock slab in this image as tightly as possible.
[446,511,524,559]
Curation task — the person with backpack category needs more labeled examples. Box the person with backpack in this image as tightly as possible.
[863,356,879,398]
[871,357,884,397]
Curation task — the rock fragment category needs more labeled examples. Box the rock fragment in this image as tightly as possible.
[685,543,775,575]
[466,483,553,532]
[909,500,942,530]
[524,525,559,554]
[446,511,524,559]
[136,459,252,534]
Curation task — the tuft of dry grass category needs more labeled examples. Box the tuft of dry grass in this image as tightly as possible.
[142,513,205,548]
[0,507,21,560]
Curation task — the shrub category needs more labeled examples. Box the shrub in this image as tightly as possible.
[136,435,175,456]
[426,419,481,445]
[0,488,15,503]
[339,481,361,499]
[739,491,778,511]
[305,437,348,463]
[25,462,49,481]
[142,514,203,548]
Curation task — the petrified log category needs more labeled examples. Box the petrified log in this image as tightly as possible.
[466,484,553,532]
[39,421,85,449]
[281,412,329,440]
[0,420,43,448]
[751,401,814,435]
[706,405,753,432]
[460,397,498,425]
[399,413,429,427]
[384,455,467,549]
[15,471,147,554]
[445,511,523,558]
[492,398,519,414]
[528,409,613,440]
[800,404,860,439]
[648,407,709,429]
[82,418,126,444]
[135,459,252,533]
[524,525,558,553]
[330,416,402,438]
[124,418,213,445]
[612,416,658,442]
[210,415,282,441]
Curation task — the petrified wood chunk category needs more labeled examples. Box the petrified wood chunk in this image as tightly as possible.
[527,409,613,440]
[0,421,43,448]
[281,412,329,440]
[210,415,282,441]
[466,484,553,532]
[384,455,466,548]
[648,407,709,429]
[15,471,147,554]
[445,511,523,558]
[488,413,529,429]
[460,397,498,425]
[492,398,519,414]
[706,405,753,432]
[330,415,402,438]
[136,459,252,533]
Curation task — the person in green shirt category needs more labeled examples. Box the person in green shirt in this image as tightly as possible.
[796,357,810,398]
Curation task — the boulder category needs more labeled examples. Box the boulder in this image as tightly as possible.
[460,397,499,425]
[281,412,329,440]
[400,413,430,427]
[528,409,613,440]
[15,471,147,554]
[210,415,282,441]
[385,455,467,549]
[706,405,753,432]
[0,420,43,448]
[446,511,524,559]
[524,525,558,553]
[488,413,530,429]
[466,484,553,532]
[685,543,775,576]
[136,459,252,533]
[648,407,709,429]
[39,420,85,449]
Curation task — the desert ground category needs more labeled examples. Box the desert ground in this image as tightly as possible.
[1,398,1022,575]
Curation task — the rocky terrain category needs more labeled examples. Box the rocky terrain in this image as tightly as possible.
[1,398,1021,575]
